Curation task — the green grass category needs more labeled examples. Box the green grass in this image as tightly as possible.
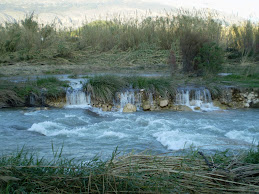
[0,77,69,107]
[244,145,259,164]
[85,75,177,103]
[1,146,259,193]
[0,11,258,76]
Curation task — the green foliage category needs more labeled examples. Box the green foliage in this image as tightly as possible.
[0,77,68,106]
[0,11,258,76]
[85,75,177,102]
[244,145,259,164]
[195,42,225,74]
[86,75,126,103]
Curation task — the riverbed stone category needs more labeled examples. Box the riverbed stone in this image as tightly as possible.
[194,107,201,110]
[213,100,228,110]
[123,103,137,113]
[178,105,193,111]
[159,99,169,107]
[171,105,192,111]
[142,101,151,111]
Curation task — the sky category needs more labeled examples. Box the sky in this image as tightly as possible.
[146,0,259,20]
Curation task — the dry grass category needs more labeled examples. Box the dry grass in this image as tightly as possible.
[1,147,259,193]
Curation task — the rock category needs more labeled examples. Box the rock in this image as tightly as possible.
[194,107,201,110]
[159,99,169,107]
[123,103,137,113]
[102,105,109,112]
[150,105,159,111]
[213,100,228,110]
[178,105,193,111]
[142,101,151,111]
[251,102,259,108]
[171,105,192,111]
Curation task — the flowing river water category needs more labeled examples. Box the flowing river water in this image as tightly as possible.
[0,76,259,161]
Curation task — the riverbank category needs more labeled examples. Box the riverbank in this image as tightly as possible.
[0,73,258,110]
[1,147,259,193]
[0,77,68,108]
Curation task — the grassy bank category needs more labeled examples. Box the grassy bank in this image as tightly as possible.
[0,77,69,108]
[0,146,259,193]
[0,11,258,77]
[84,73,259,104]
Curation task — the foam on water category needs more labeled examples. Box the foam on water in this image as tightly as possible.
[99,131,128,139]
[153,130,211,150]
[175,87,219,111]
[225,130,259,143]
[28,121,64,136]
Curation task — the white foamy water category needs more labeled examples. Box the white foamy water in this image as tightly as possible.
[117,90,142,111]
[0,104,258,160]
[99,131,128,139]
[225,129,259,143]
[175,87,219,111]
[65,78,91,108]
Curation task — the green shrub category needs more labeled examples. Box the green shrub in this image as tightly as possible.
[244,145,259,164]
[179,30,208,73]
[195,42,225,74]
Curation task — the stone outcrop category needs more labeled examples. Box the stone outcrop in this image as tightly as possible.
[123,103,137,113]
[218,87,259,109]
[142,101,151,111]
[159,99,169,107]
[171,105,193,111]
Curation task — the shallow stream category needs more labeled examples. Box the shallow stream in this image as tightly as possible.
[1,106,258,161]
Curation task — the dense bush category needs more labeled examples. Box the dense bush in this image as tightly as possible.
[195,42,225,74]
[0,11,258,74]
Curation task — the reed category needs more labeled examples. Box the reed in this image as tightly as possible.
[0,11,258,75]
[1,146,259,193]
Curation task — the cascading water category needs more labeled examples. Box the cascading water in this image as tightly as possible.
[117,90,142,111]
[175,87,219,111]
[65,79,91,107]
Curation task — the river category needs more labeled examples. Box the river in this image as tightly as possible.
[0,76,258,161]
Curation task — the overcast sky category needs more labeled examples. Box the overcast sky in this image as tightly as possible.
[147,0,258,19]
[1,0,258,21]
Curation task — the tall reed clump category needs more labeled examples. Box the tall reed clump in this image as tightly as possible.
[227,21,259,60]
[84,75,177,103]
[0,14,76,62]
[0,10,258,75]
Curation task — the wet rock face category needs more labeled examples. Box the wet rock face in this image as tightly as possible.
[123,103,137,113]
[241,91,259,108]
[219,87,259,108]
[171,105,192,111]
[0,90,24,108]
[142,101,151,111]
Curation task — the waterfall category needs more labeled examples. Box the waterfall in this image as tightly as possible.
[175,87,218,111]
[65,80,91,107]
[66,89,91,105]
[117,90,142,110]
[148,93,154,105]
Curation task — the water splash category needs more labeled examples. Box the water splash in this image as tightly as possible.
[175,87,219,111]
[117,90,142,110]
[65,80,91,107]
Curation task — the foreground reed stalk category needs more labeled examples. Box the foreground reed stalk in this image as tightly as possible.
[0,146,259,193]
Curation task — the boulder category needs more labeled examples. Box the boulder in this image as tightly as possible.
[212,100,228,110]
[194,107,201,111]
[123,103,137,113]
[159,99,169,107]
[142,101,151,111]
[171,105,192,111]
[102,104,112,112]
[178,105,193,111]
